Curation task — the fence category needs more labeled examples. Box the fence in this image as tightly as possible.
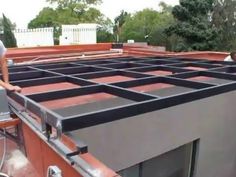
[2,24,97,48]
[14,28,54,48]
[60,24,97,45]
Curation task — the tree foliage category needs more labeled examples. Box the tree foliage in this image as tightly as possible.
[28,8,58,28]
[28,0,112,43]
[118,3,176,50]
[114,10,129,28]
[44,0,103,24]
[113,10,130,42]
[0,17,16,32]
[97,18,114,42]
[166,0,219,51]
[97,29,114,42]
[47,0,101,8]
[27,0,236,52]
[2,14,17,48]
[212,0,236,51]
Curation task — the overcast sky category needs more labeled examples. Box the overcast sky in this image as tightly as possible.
[0,0,179,28]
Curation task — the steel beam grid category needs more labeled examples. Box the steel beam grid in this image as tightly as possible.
[7,57,236,134]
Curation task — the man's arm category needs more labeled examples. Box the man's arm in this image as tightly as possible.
[0,55,9,83]
[0,55,21,92]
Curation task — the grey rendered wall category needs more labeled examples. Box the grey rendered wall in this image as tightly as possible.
[71,90,236,177]
[0,86,11,121]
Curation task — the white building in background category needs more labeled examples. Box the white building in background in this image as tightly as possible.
[14,28,54,48]
[9,24,97,48]
[60,24,98,45]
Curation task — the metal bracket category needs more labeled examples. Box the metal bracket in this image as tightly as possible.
[23,98,28,113]
[55,120,62,139]
[41,109,62,141]
[48,120,62,141]
[47,166,62,177]
[40,109,52,141]
[66,150,81,158]
[66,142,88,158]
[41,108,47,133]
[65,132,88,157]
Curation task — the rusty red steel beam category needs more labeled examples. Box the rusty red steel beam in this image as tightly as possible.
[0,118,20,129]
[6,43,112,63]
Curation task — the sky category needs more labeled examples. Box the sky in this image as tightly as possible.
[0,0,179,28]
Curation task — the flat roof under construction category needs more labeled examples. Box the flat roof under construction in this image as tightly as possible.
[5,56,236,133]
[5,55,236,174]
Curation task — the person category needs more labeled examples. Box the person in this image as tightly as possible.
[224,51,236,62]
[0,40,21,92]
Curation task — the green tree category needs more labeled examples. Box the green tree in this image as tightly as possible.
[28,7,60,44]
[46,0,102,21]
[159,1,173,13]
[97,29,114,42]
[166,0,219,51]
[28,0,111,43]
[28,7,58,28]
[119,5,176,50]
[2,14,17,48]
[114,10,130,42]
[47,0,101,8]
[97,18,114,43]
[212,0,236,51]
[0,17,16,32]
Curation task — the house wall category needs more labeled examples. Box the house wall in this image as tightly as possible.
[71,90,236,177]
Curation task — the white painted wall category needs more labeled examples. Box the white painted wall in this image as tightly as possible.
[14,28,54,48]
[9,24,96,47]
[60,24,97,45]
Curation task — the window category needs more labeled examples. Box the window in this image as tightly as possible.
[118,164,140,177]
[118,142,197,177]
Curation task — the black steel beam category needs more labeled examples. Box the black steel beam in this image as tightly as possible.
[128,65,193,74]
[112,76,215,90]
[98,62,149,69]
[203,71,236,81]
[27,85,102,102]
[199,60,236,66]
[11,76,66,87]
[167,62,222,69]
[78,60,117,66]
[209,66,236,73]
[27,84,156,103]
[169,58,208,62]
[104,85,157,101]
[74,70,120,79]
[35,63,80,70]
[8,66,35,73]
[60,82,236,132]
[6,71,56,81]
[171,70,236,81]
[7,56,236,134]
[138,59,179,65]
[8,92,62,129]
[170,71,200,79]
[75,70,151,80]
[48,66,108,75]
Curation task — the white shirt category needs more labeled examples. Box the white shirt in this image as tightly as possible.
[0,40,7,58]
[224,55,234,62]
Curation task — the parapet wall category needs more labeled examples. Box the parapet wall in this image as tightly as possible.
[6,43,229,63]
